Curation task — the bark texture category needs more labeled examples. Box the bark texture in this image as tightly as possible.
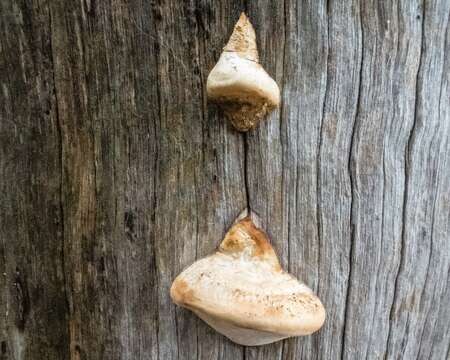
[1,0,449,359]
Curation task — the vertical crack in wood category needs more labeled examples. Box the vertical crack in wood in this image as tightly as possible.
[341,0,364,358]
[243,133,251,212]
[386,0,426,355]
[13,269,29,331]
[173,306,180,360]
[241,0,252,218]
[48,4,72,357]
[151,130,161,360]
[243,0,249,14]
[151,104,161,360]
[151,7,162,358]
[446,340,450,360]
[124,140,131,359]
[0,147,7,349]
[0,341,6,356]
[317,0,330,300]
[280,0,288,357]
[242,3,258,358]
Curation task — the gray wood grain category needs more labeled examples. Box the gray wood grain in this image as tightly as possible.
[1,0,449,359]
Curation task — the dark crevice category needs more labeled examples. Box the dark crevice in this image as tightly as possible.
[243,133,251,212]
[279,5,288,180]
[315,0,330,343]
[341,221,355,360]
[446,340,450,360]
[341,0,365,358]
[48,4,72,356]
[151,69,161,360]
[386,0,426,355]
[14,269,30,331]
[281,0,289,259]
[242,0,251,218]
[280,0,288,356]
[173,308,180,360]
[151,5,162,359]
[241,4,255,360]
[124,141,132,357]
[0,191,7,341]
[317,0,330,297]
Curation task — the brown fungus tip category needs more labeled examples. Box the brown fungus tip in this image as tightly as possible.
[223,12,259,62]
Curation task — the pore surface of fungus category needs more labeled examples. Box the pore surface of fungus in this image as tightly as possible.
[207,13,280,131]
[170,210,326,346]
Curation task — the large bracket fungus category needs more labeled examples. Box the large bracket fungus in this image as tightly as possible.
[170,211,326,346]
[207,13,280,131]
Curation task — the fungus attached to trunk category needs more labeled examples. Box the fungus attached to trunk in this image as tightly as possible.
[170,210,326,346]
[207,13,281,131]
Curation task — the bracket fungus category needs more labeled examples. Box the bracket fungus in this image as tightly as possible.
[170,210,326,346]
[207,13,281,131]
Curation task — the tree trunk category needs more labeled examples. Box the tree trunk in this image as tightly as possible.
[1,1,449,359]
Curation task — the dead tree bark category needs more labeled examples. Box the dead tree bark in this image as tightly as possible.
[1,1,449,359]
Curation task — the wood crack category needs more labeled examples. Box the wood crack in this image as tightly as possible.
[13,269,29,331]
[243,133,251,212]
[446,339,450,360]
[48,3,72,356]
[386,0,426,354]
[151,6,162,359]
[341,0,364,357]
[317,0,330,296]
[280,0,288,356]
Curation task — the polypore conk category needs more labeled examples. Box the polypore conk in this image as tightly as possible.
[170,210,326,346]
[207,13,281,131]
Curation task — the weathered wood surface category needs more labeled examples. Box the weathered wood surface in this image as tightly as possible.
[1,0,449,359]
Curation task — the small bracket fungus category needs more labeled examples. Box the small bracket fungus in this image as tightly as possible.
[170,210,326,346]
[206,13,281,131]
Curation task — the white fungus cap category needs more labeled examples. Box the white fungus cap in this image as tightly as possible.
[207,13,281,131]
[170,210,326,346]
